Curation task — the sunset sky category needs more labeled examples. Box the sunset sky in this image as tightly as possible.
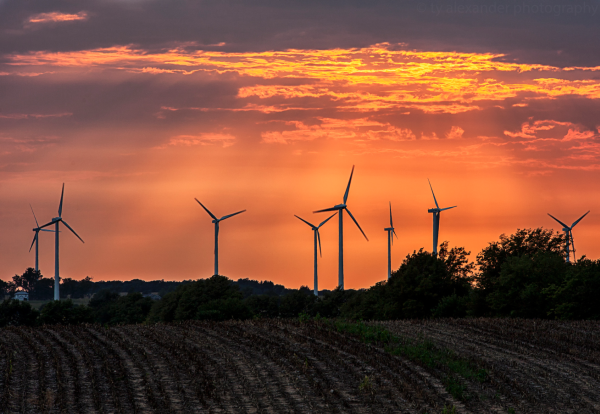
[1,0,600,289]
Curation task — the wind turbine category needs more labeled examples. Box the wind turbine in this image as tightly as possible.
[384,202,398,280]
[28,204,55,272]
[427,179,456,255]
[548,211,590,263]
[314,166,368,290]
[39,184,85,300]
[195,198,246,276]
[295,213,336,296]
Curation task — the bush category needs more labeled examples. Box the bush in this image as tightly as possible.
[88,290,153,325]
[38,300,93,325]
[431,294,468,318]
[245,294,280,318]
[486,251,565,318]
[279,286,316,317]
[544,257,600,320]
[0,300,39,327]
[473,228,564,316]
[147,275,251,322]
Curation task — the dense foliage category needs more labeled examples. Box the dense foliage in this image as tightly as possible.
[2,227,600,325]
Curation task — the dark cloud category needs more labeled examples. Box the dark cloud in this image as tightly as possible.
[0,0,599,66]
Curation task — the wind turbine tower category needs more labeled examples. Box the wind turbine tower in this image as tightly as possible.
[427,179,457,255]
[384,202,398,280]
[295,213,336,296]
[195,199,246,276]
[314,166,368,290]
[548,211,590,263]
[28,204,54,272]
[39,184,85,300]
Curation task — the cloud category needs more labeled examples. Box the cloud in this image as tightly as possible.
[0,135,59,153]
[504,120,578,139]
[445,126,465,139]
[159,133,236,148]
[6,44,600,112]
[260,117,416,144]
[0,112,72,119]
[25,11,89,26]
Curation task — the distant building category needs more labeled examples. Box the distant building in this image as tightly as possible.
[13,292,29,301]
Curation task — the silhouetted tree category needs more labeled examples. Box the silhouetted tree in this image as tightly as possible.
[486,251,566,318]
[340,242,473,320]
[12,268,41,293]
[147,275,251,322]
[279,286,316,317]
[38,300,93,325]
[544,257,600,320]
[472,228,564,316]
[0,300,39,327]
[61,276,94,299]
[245,295,280,317]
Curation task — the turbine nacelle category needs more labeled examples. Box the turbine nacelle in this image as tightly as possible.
[52,217,61,222]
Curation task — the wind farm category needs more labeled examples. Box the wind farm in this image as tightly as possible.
[12,173,596,301]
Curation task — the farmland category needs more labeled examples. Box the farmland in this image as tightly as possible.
[0,319,598,413]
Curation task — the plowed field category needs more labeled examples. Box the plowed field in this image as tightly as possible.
[0,319,598,413]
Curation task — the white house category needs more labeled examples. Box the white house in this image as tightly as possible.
[13,292,29,301]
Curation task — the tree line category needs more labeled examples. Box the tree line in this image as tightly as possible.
[1,227,599,327]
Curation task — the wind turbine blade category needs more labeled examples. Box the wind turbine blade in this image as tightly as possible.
[440,206,457,211]
[427,179,440,209]
[548,213,569,229]
[393,229,398,239]
[295,215,316,229]
[61,220,84,243]
[571,232,576,262]
[29,233,37,252]
[345,208,368,241]
[195,198,217,220]
[30,204,40,227]
[571,210,590,228]
[40,229,55,232]
[389,202,393,228]
[317,230,322,257]
[317,213,337,228]
[313,206,340,213]
[220,209,246,221]
[58,183,64,217]
[390,230,393,246]
[343,165,355,204]
[38,220,55,229]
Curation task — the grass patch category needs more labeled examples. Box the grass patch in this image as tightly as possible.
[327,320,488,401]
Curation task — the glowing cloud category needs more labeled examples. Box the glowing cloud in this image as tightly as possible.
[161,133,236,148]
[26,11,89,25]
[6,43,600,116]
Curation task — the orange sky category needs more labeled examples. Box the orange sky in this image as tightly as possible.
[1,2,599,289]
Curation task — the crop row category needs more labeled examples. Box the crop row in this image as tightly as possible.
[1,319,598,413]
